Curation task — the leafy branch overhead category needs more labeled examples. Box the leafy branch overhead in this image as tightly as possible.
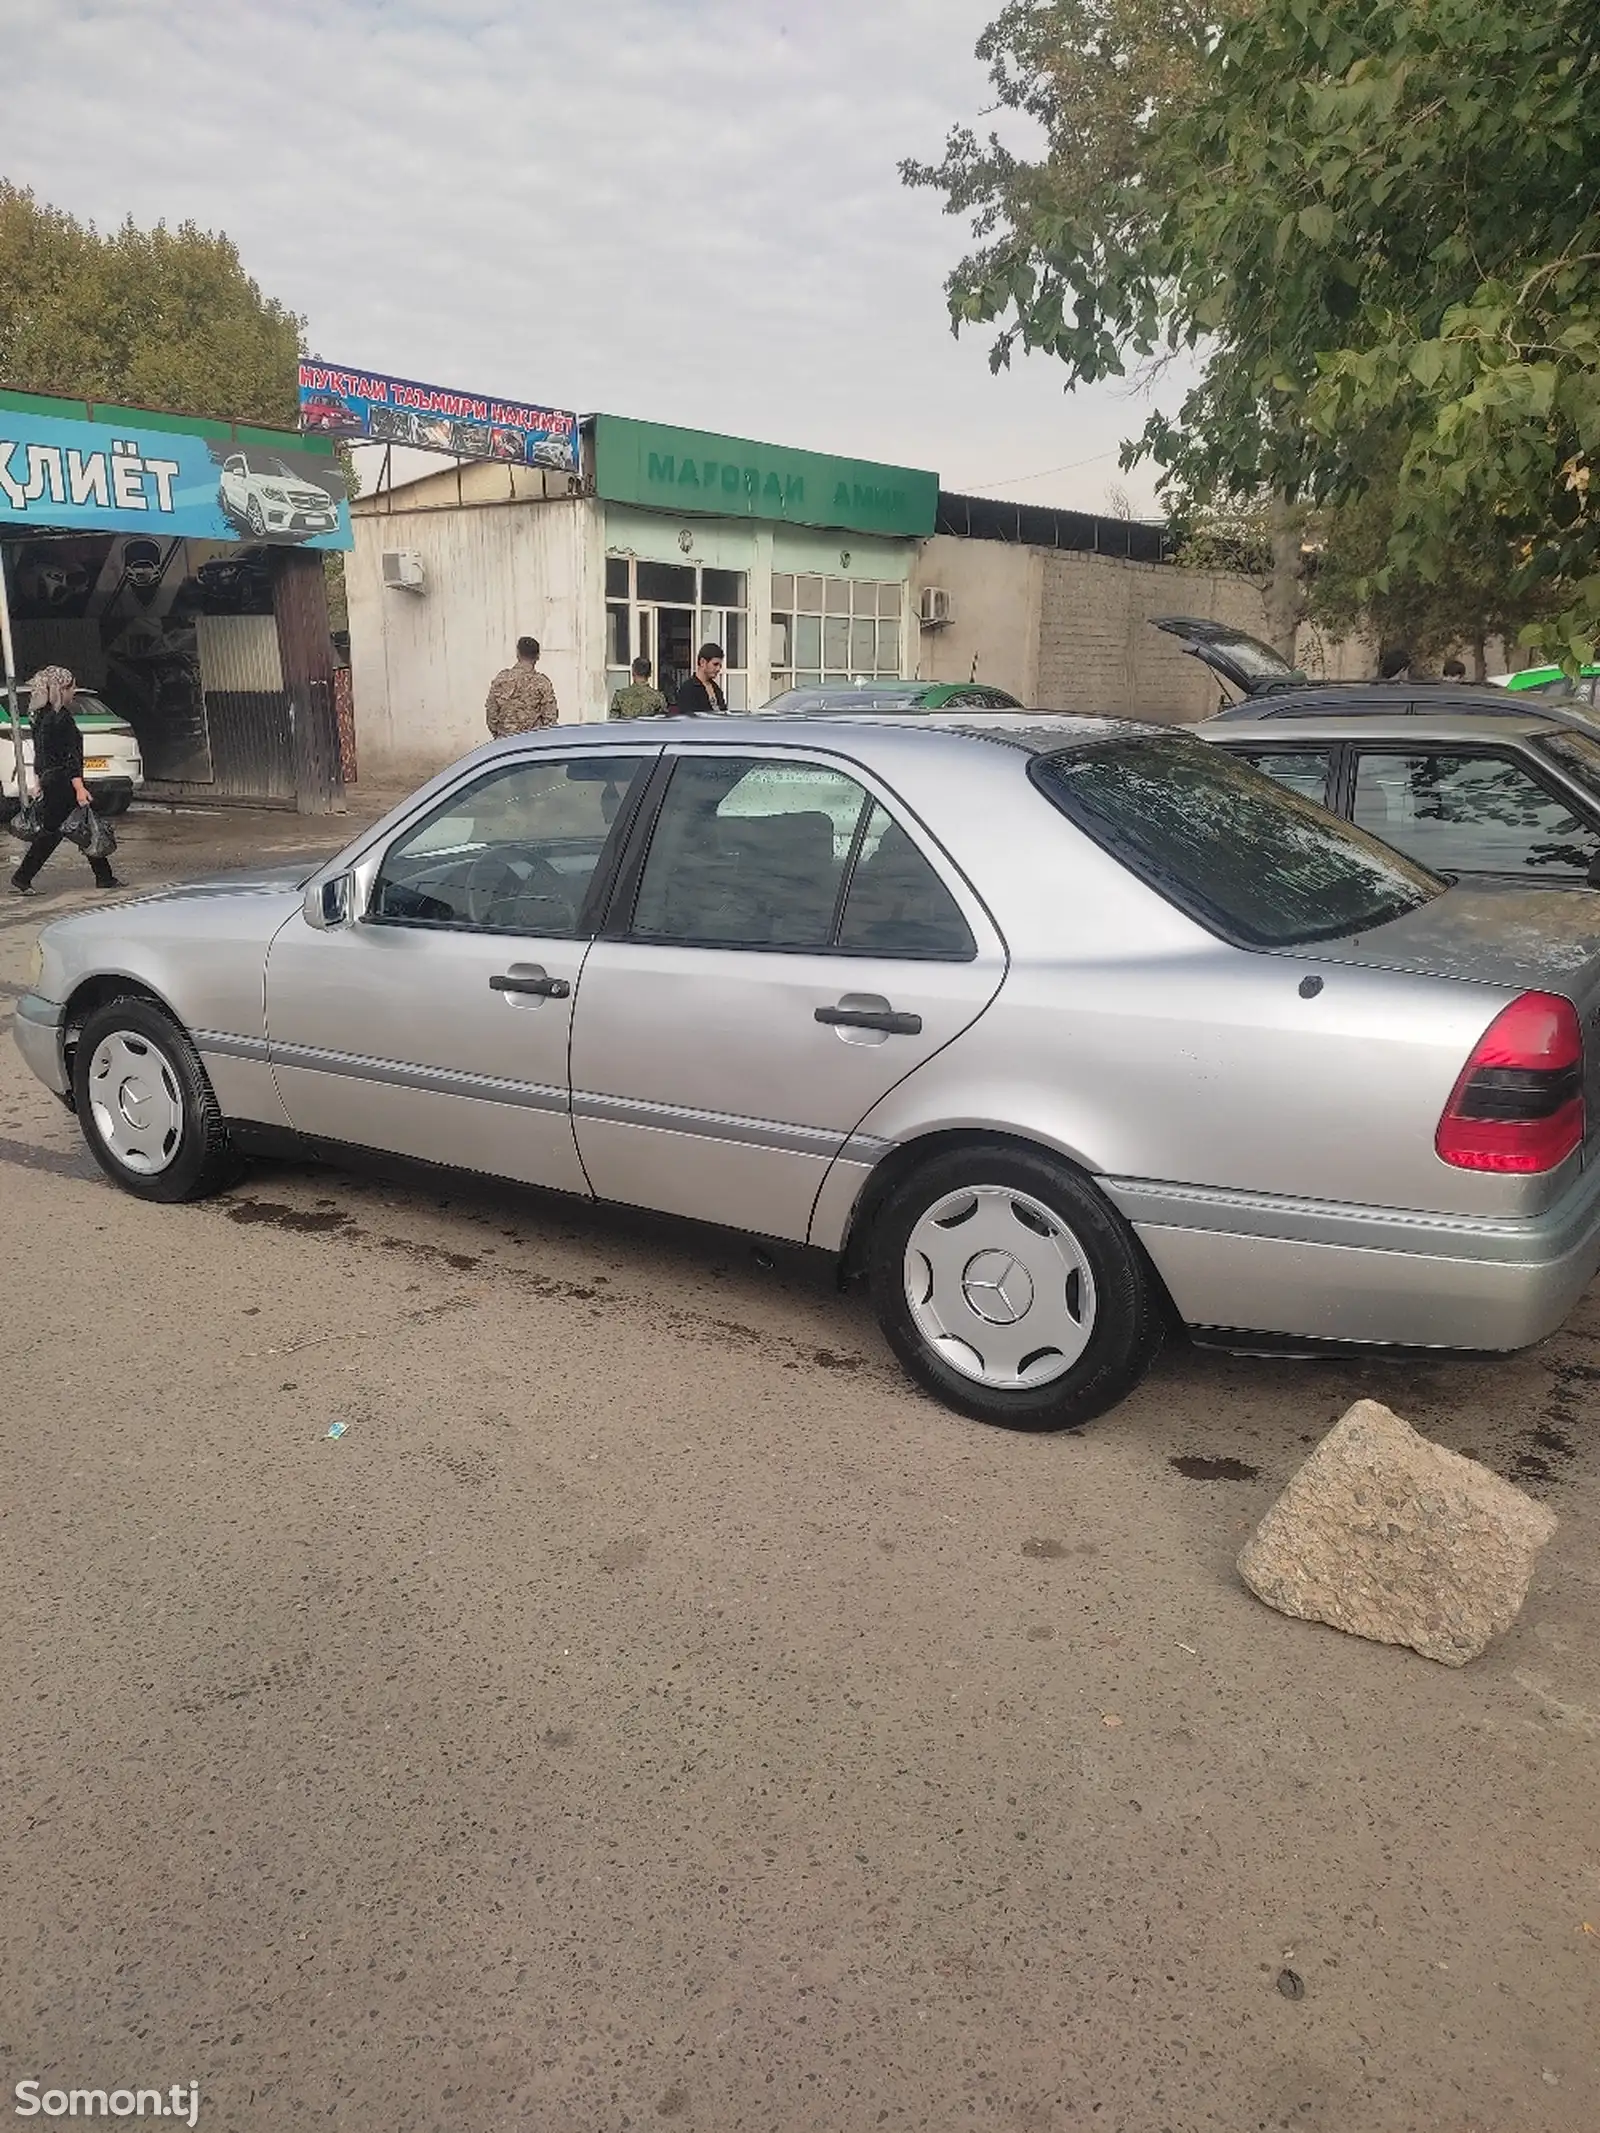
[0,181,304,430]
[904,0,1600,662]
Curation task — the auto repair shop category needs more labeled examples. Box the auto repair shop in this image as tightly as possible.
[0,387,351,811]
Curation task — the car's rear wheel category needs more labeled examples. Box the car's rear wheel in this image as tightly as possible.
[868,1144,1160,1430]
[93,791,131,817]
[72,997,243,1203]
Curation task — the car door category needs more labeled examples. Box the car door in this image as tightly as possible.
[1348,745,1600,888]
[265,747,657,1190]
[568,746,1006,1242]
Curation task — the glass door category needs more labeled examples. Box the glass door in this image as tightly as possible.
[604,555,750,712]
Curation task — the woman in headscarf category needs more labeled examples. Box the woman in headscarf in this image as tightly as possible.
[9,666,121,896]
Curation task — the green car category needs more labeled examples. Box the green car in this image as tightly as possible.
[1493,663,1600,708]
[762,680,1025,715]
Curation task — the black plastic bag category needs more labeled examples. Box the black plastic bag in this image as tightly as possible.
[58,804,117,858]
[5,797,43,842]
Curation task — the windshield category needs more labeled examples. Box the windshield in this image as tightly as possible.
[1031,735,1441,948]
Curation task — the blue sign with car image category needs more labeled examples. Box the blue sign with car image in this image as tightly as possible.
[0,406,352,549]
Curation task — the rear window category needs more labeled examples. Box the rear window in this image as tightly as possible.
[1030,736,1441,948]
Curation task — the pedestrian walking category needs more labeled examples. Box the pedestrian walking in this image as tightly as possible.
[609,657,667,720]
[672,643,728,718]
[9,667,121,896]
[485,636,559,737]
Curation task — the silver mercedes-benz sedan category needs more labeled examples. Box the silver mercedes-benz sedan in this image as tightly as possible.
[16,714,1600,1429]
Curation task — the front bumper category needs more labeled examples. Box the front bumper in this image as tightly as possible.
[1109,1166,1600,1352]
[11,993,68,1099]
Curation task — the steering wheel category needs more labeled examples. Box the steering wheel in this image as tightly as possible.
[461,849,576,931]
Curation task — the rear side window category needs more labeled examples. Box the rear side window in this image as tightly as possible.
[1031,736,1440,949]
[1227,748,1331,806]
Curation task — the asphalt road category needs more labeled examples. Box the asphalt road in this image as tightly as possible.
[2,801,1598,2133]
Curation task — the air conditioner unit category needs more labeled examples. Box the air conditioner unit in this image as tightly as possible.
[382,550,426,593]
[919,585,952,628]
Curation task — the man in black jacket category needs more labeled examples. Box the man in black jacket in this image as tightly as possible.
[9,666,120,894]
[672,643,728,718]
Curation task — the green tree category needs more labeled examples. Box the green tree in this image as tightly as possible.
[0,181,304,427]
[907,0,1600,662]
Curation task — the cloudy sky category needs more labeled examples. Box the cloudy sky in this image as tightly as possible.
[7,0,1187,513]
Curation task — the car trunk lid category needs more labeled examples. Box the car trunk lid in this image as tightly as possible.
[1290,881,1600,1148]
[1150,616,1308,698]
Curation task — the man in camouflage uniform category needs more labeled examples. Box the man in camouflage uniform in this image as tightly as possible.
[485,636,559,736]
[608,656,667,721]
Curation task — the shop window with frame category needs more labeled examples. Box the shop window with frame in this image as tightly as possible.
[768,574,905,700]
[605,554,750,711]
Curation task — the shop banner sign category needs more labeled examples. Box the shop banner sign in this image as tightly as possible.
[593,415,937,539]
[299,360,580,474]
[0,406,351,550]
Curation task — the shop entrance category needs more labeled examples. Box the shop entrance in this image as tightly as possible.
[645,606,695,703]
[604,555,749,711]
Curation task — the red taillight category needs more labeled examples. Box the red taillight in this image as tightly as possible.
[1436,990,1585,1172]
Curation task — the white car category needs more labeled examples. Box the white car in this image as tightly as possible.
[1,690,145,814]
[218,451,341,541]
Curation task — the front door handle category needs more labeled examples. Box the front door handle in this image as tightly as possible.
[815,1003,922,1036]
[490,971,571,999]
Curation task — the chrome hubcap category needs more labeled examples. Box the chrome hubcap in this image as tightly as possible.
[88,1031,184,1175]
[904,1185,1096,1389]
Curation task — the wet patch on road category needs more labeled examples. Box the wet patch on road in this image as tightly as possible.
[207,1186,889,1385]
[1505,1356,1594,1488]
[1169,1454,1262,1482]
[225,1198,354,1235]
[0,1135,92,1178]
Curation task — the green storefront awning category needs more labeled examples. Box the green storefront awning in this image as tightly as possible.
[594,415,936,540]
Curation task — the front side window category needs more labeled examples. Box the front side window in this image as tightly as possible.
[630,756,974,958]
[1032,736,1439,949]
[373,755,651,935]
[1352,750,1598,878]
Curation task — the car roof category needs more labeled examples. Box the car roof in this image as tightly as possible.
[491,710,1156,763]
[1204,681,1533,718]
[1198,708,1576,747]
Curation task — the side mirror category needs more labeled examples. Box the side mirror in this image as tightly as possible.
[304,872,355,929]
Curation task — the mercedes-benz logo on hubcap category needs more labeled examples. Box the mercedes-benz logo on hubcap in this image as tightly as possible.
[962,1249,1034,1325]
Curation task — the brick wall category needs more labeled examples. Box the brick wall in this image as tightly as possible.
[1035,551,1275,723]
[913,535,1374,722]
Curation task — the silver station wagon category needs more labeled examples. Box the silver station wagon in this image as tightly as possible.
[17,715,1600,1429]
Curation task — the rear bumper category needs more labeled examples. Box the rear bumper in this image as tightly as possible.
[11,993,68,1099]
[1107,1167,1600,1352]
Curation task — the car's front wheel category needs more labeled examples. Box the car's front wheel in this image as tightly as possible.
[868,1143,1160,1430]
[72,997,243,1203]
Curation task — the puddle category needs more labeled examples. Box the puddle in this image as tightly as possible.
[1169,1455,1262,1482]
[225,1199,352,1235]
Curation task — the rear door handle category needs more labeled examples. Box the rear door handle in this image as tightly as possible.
[490,971,571,998]
[815,1004,922,1036]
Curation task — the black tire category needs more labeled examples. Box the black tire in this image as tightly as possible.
[94,791,131,817]
[867,1142,1160,1431]
[72,996,244,1203]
